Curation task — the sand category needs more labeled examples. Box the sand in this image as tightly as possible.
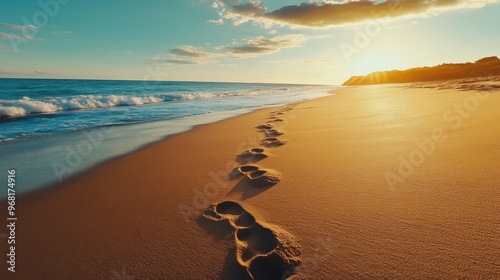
[1,82,499,279]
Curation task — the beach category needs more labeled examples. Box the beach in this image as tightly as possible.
[1,83,499,279]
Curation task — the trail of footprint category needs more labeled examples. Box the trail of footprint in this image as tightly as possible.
[203,201,302,280]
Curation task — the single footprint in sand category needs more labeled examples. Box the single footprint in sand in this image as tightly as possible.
[203,201,302,280]
[236,165,281,187]
[265,129,283,137]
[269,118,284,122]
[256,124,274,130]
[261,137,287,147]
[237,165,260,175]
[237,148,268,164]
[236,223,278,262]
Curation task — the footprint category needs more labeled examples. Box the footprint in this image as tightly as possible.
[203,201,302,280]
[235,165,281,188]
[237,165,260,175]
[216,201,245,215]
[269,118,284,122]
[237,148,268,164]
[248,253,290,280]
[261,137,287,147]
[246,169,280,186]
[265,129,283,137]
[235,211,257,228]
[256,124,274,130]
[206,201,255,229]
[236,223,278,262]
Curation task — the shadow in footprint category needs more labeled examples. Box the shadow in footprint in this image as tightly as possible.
[269,118,284,122]
[256,124,274,130]
[201,201,302,280]
[265,129,283,137]
[228,177,276,200]
[196,214,235,241]
[236,148,268,164]
[261,138,287,147]
[219,247,253,280]
[228,166,280,200]
[236,224,279,262]
[270,111,284,116]
[229,165,259,180]
[248,253,290,280]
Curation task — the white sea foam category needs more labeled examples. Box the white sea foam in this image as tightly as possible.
[0,95,165,117]
[0,87,311,118]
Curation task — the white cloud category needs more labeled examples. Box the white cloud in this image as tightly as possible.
[0,23,39,30]
[221,34,309,58]
[208,19,224,25]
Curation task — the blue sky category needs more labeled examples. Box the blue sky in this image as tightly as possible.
[0,0,499,84]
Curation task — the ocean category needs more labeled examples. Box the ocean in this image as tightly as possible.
[0,78,336,198]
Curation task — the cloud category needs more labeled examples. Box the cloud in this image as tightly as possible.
[221,34,308,57]
[208,19,224,25]
[154,33,315,64]
[0,22,41,43]
[0,23,39,30]
[215,0,498,28]
[0,32,38,41]
[151,55,203,65]
[163,59,200,65]
[169,45,216,58]
[0,32,18,39]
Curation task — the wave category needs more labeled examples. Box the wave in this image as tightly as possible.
[0,87,310,119]
[0,95,164,118]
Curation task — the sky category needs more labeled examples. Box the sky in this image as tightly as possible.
[0,0,499,85]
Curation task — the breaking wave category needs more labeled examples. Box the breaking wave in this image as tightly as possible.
[0,88,305,119]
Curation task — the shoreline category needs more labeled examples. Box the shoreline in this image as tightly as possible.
[1,83,499,279]
[0,85,333,200]
[7,100,311,204]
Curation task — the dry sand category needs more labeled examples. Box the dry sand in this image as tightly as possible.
[1,82,499,279]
